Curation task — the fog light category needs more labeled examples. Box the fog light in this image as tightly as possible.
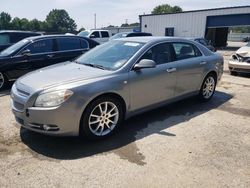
[43,124,50,131]
[43,124,59,131]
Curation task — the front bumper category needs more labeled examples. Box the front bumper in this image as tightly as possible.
[11,85,84,136]
[228,60,250,73]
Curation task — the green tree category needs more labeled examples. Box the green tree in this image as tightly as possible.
[46,9,77,33]
[0,12,12,29]
[121,23,129,27]
[78,27,85,32]
[19,18,30,30]
[29,19,41,31]
[11,17,22,30]
[152,4,182,14]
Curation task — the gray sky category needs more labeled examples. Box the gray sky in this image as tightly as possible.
[1,0,250,29]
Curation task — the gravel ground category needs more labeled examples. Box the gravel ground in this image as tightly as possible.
[0,44,249,188]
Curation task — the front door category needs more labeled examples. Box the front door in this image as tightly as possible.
[7,39,55,79]
[129,42,177,111]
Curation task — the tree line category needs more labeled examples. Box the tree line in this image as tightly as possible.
[0,9,77,33]
[0,4,184,33]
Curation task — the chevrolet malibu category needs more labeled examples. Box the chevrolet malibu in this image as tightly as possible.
[11,37,224,139]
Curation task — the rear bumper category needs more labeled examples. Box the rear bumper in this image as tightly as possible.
[228,61,250,73]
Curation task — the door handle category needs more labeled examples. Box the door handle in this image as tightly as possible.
[200,61,207,65]
[166,68,177,73]
[47,54,54,59]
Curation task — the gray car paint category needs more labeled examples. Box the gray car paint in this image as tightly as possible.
[11,37,224,136]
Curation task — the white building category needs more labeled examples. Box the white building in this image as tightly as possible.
[140,6,250,47]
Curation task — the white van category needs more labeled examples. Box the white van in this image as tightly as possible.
[78,30,111,44]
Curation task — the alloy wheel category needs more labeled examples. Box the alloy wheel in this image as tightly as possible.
[88,101,119,136]
[0,72,5,89]
[202,76,215,99]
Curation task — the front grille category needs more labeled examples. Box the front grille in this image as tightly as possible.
[13,101,25,111]
[234,68,250,73]
[15,117,24,125]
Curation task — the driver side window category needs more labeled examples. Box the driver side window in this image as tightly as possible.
[140,43,174,65]
[21,39,54,55]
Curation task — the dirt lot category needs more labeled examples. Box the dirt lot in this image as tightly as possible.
[0,44,250,188]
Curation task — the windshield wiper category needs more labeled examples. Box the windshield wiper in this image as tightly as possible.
[81,63,109,70]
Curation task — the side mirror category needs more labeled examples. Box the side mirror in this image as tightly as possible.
[21,49,31,56]
[133,59,156,71]
[90,35,96,38]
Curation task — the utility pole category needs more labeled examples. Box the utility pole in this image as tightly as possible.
[94,13,96,29]
[125,19,128,25]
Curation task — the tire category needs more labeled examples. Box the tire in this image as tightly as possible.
[199,74,217,102]
[80,96,124,140]
[0,72,8,91]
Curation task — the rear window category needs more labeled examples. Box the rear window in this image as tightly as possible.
[0,34,10,45]
[101,31,109,38]
[173,43,202,60]
[57,37,81,51]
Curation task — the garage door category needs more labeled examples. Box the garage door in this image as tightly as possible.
[206,13,250,28]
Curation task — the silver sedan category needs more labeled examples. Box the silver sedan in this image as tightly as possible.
[11,37,224,139]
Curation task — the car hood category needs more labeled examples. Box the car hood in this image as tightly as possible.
[236,46,250,57]
[17,62,111,91]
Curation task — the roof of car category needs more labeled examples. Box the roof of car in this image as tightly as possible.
[0,30,40,34]
[117,36,191,43]
[24,34,90,41]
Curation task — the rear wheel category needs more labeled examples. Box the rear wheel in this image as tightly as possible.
[80,97,124,140]
[199,74,217,102]
[0,72,8,90]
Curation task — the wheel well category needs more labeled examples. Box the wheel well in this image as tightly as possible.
[84,93,127,115]
[206,71,217,82]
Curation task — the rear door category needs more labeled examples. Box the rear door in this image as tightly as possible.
[172,42,205,96]
[54,37,89,63]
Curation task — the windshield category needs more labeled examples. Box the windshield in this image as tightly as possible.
[0,39,29,56]
[110,33,128,40]
[78,31,90,37]
[76,40,144,70]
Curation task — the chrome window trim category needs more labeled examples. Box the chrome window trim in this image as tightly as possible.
[15,37,89,57]
[129,41,205,71]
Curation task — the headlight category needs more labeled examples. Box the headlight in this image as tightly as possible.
[35,90,73,107]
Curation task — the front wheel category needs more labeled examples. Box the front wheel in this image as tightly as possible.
[0,72,8,91]
[199,74,217,102]
[80,97,124,140]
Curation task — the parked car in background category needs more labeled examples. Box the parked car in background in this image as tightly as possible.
[109,32,152,40]
[189,38,216,52]
[229,42,250,75]
[11,37,223,139]
[0,30,41,52]
[78,30,111,43]
[0,35,99,90]
[242,37,250,42]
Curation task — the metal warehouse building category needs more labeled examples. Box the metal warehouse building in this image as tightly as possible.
[140,6,250,47]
